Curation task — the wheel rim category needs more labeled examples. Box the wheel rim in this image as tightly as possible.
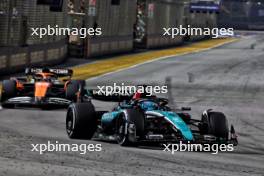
[116,116,126,144]
[66,108,74,136]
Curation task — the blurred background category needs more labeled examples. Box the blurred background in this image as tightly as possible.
[0,0,263,75]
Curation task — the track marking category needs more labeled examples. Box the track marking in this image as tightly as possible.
[71,38,238,80]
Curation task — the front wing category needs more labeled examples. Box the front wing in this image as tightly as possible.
[1,96,71,108]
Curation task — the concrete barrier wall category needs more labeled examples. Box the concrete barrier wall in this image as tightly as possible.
[0,0,68,75]
[135,0,217,48]
[69,0,218,57]
[0,0,67,46]
[0,0,218,74]
[184,1,218,42]
[187,12,217,41]
[145,0,186,48]
[0,2,9,46]
[85,0,137,57]
[0,39,67,75]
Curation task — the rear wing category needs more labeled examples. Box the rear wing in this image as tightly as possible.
[25,68,73,77]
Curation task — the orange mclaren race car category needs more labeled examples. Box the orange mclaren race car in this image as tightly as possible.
[0,68,86,109]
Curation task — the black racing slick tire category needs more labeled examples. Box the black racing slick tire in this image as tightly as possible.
[1,80,16,102]
[66,103,97,139]
[116,109,145,146]
[202,111,229,139]
[66,80,85,102]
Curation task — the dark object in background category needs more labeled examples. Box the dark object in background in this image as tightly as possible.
[50,0,64,12]
[37,0,53,5]
[37,0,63,12]
[111,0,120,6]
[218,0,264,30]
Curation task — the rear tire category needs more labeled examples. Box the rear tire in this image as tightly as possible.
[66,103,97,139]
[201,111,229,139]
[66,80,85,102]
[1,80,16,102]
[116,109,145,146]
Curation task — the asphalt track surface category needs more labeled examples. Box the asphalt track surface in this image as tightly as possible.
[0,34,264,176]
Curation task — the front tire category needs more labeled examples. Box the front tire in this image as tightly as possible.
[116,109,145,146]
[66,103,97,139]
[201,111,229,139]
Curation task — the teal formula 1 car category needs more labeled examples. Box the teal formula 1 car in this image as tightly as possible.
[66,94,238,146]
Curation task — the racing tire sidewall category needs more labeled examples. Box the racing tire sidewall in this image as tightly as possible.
[1,80,17,102]
[203,111,229,139]
[117,109,145,146]
[66,102,97,139]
